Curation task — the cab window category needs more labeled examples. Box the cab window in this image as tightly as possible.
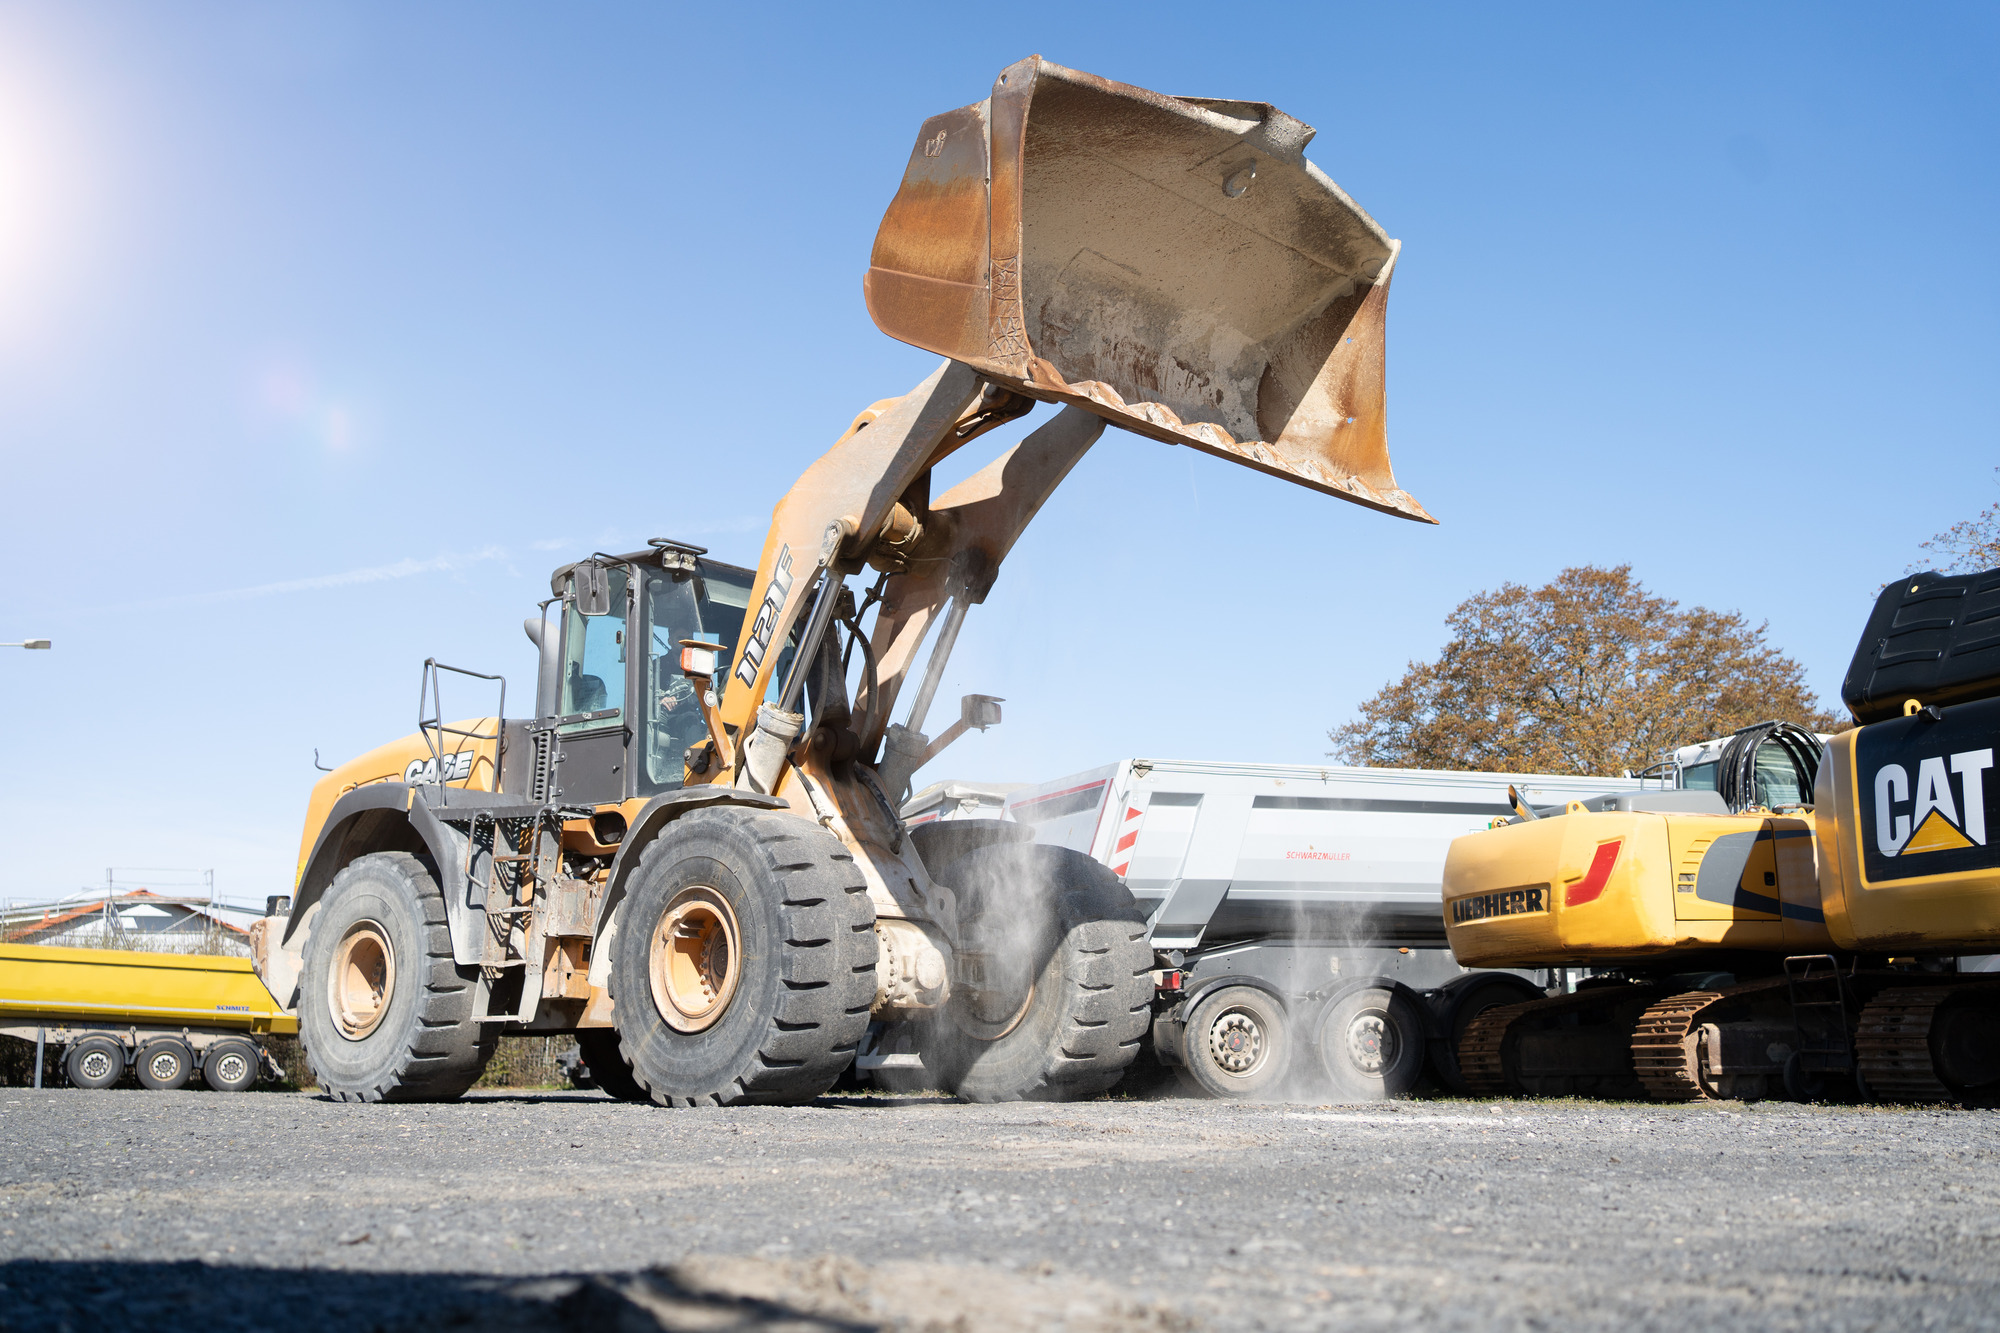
[560,566,628,732]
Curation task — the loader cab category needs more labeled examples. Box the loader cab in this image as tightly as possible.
[544,543,781,805]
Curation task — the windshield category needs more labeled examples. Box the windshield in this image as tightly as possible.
[637,560,798,795]
[1752,742,1810,807]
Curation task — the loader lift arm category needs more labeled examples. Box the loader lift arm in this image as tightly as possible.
[708,55,1433,831]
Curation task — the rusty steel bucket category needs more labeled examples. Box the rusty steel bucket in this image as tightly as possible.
[865,56,1432,524]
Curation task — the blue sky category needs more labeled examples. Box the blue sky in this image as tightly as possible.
[0,3,1993,906]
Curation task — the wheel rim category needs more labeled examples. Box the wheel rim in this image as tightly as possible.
[147,1049,181,1082]
[215,1051,249,1085]
[649,885,741,1033]
[948,912,1038,1043]
[1207,1007,1267,1076]
[78,1049,114,1082]
[1343,1008,1397,1076]
[329,920,396,1040]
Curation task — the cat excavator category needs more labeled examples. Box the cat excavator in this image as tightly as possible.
[272,56,1433,1106]
[1438,568,2000,1104]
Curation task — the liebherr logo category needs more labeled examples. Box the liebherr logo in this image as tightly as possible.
[734,545,794,689]
[1874,747,1994,856]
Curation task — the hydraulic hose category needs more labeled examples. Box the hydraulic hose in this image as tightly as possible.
[1715,720,1824,813]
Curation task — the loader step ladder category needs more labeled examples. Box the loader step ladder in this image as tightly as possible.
[1783,954,1859,1091]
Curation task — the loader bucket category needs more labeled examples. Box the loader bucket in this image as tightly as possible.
[866,56,1433,523]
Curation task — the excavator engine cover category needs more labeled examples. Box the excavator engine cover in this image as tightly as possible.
[1842,565,2000,724]
[1815,696,2000,952]
[865,55,1432,524]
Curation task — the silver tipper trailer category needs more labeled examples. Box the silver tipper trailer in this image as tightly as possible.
[905,758,1650,1100]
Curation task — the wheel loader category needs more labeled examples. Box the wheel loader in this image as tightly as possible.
[271,57,1434,1106]
[1437,566,2000,1104]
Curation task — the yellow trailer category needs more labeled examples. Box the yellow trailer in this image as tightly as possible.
[0,943,296,1091]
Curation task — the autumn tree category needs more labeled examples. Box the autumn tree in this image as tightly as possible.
[1329,565,1844,777]
[1913,467,2000,574]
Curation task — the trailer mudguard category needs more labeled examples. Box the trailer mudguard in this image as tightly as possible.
[584,787,788,988]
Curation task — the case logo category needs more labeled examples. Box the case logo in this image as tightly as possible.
[405,751,474,785]
[1874,748,1993,856]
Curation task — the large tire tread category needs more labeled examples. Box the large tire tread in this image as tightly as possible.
[938,849,1153,1104]
[613,807,876,1108]
[301,851,496,1104]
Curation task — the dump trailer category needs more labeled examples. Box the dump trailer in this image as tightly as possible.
[1438,566,2000,1104]
[903,759,1648,1098]
[0,943,294,1091]
[277,57,1436,1107]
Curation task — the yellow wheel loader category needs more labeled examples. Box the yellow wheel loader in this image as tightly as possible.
[1438,568,2000,1104]
[272,57,1433,1106]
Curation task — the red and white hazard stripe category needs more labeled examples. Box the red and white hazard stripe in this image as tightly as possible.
[1108,804,1145,878]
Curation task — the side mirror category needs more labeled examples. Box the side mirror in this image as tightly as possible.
[960,694,1003,731]
[572,562,611,616]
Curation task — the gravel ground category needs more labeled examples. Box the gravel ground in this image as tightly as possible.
[1,1086,1997,1331]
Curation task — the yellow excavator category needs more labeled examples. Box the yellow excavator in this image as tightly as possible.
[1439,567,2000,1103]
[270,57,1433,1105]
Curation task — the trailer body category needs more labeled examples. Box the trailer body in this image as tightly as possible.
[0,943,295,1091]
[906,758,1650,1095]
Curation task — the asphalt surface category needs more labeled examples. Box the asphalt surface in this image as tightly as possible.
[2,1087,1998,1331]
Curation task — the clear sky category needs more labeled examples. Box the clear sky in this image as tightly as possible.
[0,3,1993,907]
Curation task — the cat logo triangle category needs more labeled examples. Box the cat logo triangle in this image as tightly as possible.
[1904,808,1975,855]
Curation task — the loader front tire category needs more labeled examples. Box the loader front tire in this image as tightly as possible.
[298,851,495,1103]
[925,843,1152,1103]
[609,808,876,1107]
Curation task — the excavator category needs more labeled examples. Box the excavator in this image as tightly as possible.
[272,57,1434,1105]
[1438,567,2000,1104]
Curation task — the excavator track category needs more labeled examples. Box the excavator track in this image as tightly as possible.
[1454,986,1664,1097]
[1456,999,1541,1096]
[1630,991,1724,1101]
[1855,987,1953,1102]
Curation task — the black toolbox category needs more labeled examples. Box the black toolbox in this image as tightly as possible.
[1843,566,2000,724]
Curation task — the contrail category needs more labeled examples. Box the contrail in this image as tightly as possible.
[110,547,509,610]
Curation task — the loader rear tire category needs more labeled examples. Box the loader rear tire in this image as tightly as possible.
[298,851,496,1103]
[609,808,877,1107]
[925,842,1152,1103]
[575,1029,649,1102]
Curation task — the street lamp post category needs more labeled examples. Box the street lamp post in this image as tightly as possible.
[1,641,50,649]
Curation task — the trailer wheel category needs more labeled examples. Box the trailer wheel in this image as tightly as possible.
[925,842,1152,1104]
[135,1038,193,1091]
[574,1029,649,1102]
[609,808,876,1107]
[64,1036,124,1090]
[1175,985,1292,1099]
[202,1039,261,1093]
[298,851,496,1103]
[1314,985,1426,1100]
